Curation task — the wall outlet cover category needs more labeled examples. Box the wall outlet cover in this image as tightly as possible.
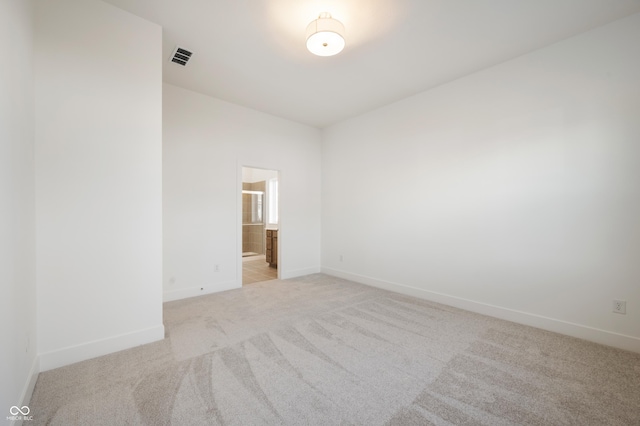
[613,300,626,314]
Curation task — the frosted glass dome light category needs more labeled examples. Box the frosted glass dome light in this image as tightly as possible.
[306,13,345,57]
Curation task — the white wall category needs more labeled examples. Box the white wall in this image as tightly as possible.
[243,167,278,184]
[322,13,640,352]
[35,0,164,370]
[0,0,38,413]
[163,84,321,301]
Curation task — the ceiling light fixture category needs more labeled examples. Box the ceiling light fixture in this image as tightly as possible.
[306,12,345,57]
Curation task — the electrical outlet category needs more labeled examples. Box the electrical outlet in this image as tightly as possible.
[339,255,343,262]
[613,300,626,314]
[214,264,219,272]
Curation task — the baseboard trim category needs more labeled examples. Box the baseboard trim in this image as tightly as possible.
[280,266,321,280]
[322,267,640,353]
[21,354,39,404]
[8,355,41,426]
[39,324,165,372]
[163,280,239,302]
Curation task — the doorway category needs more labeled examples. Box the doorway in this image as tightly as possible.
[241,166,279,285]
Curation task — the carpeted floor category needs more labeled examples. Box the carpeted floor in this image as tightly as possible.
[29,274,640,425]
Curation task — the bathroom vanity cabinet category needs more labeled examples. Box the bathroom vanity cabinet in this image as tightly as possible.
[266,229,278,267]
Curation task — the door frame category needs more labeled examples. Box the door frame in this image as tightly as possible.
[237,164,281,286]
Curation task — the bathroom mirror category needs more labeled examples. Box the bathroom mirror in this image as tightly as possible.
[242,190,264,224]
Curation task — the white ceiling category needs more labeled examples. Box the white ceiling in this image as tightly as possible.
[102,0,640,128]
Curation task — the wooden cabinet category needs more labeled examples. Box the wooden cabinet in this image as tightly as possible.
[266,229,278,267]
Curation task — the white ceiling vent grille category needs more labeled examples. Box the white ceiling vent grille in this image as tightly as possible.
[170,47,193,66]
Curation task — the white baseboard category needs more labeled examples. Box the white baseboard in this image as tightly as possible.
[280,266,321,280]
[8,355,41,426]
[21,355,39,405]
[163,280,239,302]
[322,267,640,354]
[39,324,165,372]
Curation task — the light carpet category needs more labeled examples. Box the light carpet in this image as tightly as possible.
[29,274,640,425]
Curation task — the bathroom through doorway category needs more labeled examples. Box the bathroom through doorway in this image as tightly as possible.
[241,166,279,285]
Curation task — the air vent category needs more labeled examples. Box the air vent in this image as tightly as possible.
[170,47,193,66]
